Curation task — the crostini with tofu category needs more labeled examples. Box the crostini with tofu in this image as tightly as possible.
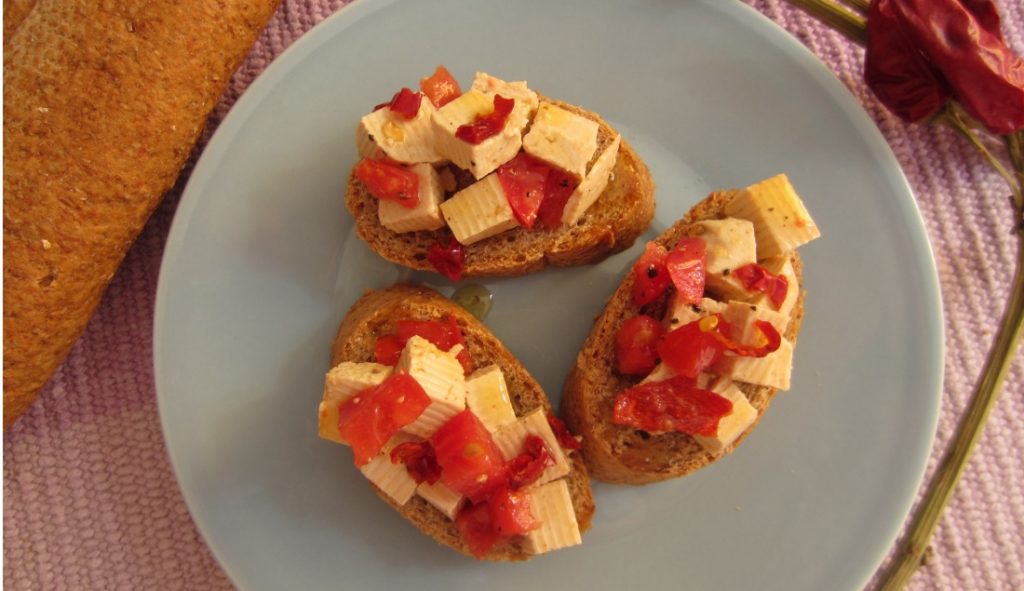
[319,284,594,559]
[561,174,820,485]
[346,67,655,280]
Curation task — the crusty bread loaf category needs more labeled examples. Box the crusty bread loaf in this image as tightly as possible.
[2,0,280,427]
[345,97,655,277]
[331,284,595,560]
[560,191,806,485]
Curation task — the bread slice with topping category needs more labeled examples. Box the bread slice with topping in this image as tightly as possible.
[346,96,655,277]
[561,181,817,485]
[327,284,594,559]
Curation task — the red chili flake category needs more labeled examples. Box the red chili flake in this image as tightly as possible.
[505,435,554,490]
[455,95,515,145]
[427,236,465,282]
[546,413,582,451]
[733,263,789,310]
[374,87,422,120]
[390,440,442,485]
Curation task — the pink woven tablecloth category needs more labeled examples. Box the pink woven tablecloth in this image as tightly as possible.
[4,1,1023,589]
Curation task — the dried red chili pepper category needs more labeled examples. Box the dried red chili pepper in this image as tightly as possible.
[865,0,951,123]
[867,0,1024,135]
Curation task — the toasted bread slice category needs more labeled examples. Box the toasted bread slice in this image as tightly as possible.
[330,284,595,559]
[560,191,806,485]
[345,97,655,277]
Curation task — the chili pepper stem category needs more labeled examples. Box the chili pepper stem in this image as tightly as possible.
[879,231,1024,590]
[942,108,1024,214]
[780,0,867,45]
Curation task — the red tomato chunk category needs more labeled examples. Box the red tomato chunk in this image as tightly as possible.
[666,237,706,306]
[390,440,442,485]
[505,435,554,490]
[420,65,462,108]
[632,242,671,306]
[612,375,733,437]
[546,413,582,451]
[431,410,507,502]
[733,263,789,310]
[427,237,465,283]
[337,373,431,466]
[615,314,663,375]
[455,94,515,145]
[353,158,420,208]
[657,317,724,379]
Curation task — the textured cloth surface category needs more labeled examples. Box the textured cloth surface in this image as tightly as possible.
[3,1,1022,589]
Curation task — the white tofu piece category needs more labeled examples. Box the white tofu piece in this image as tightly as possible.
[640,362,676,385]
[721,300,789,342]
[560,134,620,225]
[691,377,757,454]
[377,163,446,233]
[492,408,570,486]
[416,480,464,520]
[724,174,821,258]
[664,294,727,331]
[357,98,445,164]
[466,365,517,434]
[440,174,519,245]
[705,271,750,303]
[745,255,800,321]
[522,102,599,179]
[718,337,794,391]
[691,218,757,276]
[524,479,582,555]
[470,72,540,131]
[359,433,420,506]
[396,336,467,438]
[431,89,527,179]
[319,362,393,444]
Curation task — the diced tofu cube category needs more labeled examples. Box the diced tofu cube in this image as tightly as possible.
[378,163,445,233]
[689,218,757,276]
[466,365,517,434]
[359,433,420,505]
[397,336,466,438]
[492,408,570,486]
[525,479,582,555]
[522,102,599,179]
[640,362,676,385]
[724,174,821,258]
[416,480,464,520]
[560,135,620,225]
[692,377,757,454]
[664,294,727,331]
[706,271,750,302]
[358,99,445,164]
[470,72,539,131]
[745,255,799,320]
[718,337,794,390]
[721,300,789,341]
[431,90,526,178]
[319,362,393,444]
[440,174,519,244]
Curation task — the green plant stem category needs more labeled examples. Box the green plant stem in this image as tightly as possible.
[879,232,1024,590]
[943,108,1024,213]
[780,0,867,45]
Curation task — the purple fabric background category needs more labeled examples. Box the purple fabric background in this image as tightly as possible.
[4,1,1022,588]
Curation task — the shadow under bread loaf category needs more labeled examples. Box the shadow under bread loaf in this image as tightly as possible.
[2,0,281,427]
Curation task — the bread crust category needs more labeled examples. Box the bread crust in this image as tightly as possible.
[331,284,595,560]
[560,191,806,485]
[344,97,655,277]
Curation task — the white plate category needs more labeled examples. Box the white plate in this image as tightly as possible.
[155,1,943,589]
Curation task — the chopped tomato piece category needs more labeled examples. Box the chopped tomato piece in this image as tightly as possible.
[431,410,507,501]
[455,501,504,558]
[387,87,423,119]
[390,440,442,485]
[546,413,582,451]
[733,263,789,309]
[496,152,550,229]
[666,237,706,305]
[536,167,579,229]
[395,315,474,373]
[615,314,663,375]
[373,334,403,366]
[632,242,671,306]
[505,435,554,490]
[337,373,431,466]
[612,375,733,436]
[455,94,515,145]
[427,236,465,282]
[708,316,782,358]
[354,159,420,208]
[420,65,462,108]
[488,488,539,536]
[657,316,724,379]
